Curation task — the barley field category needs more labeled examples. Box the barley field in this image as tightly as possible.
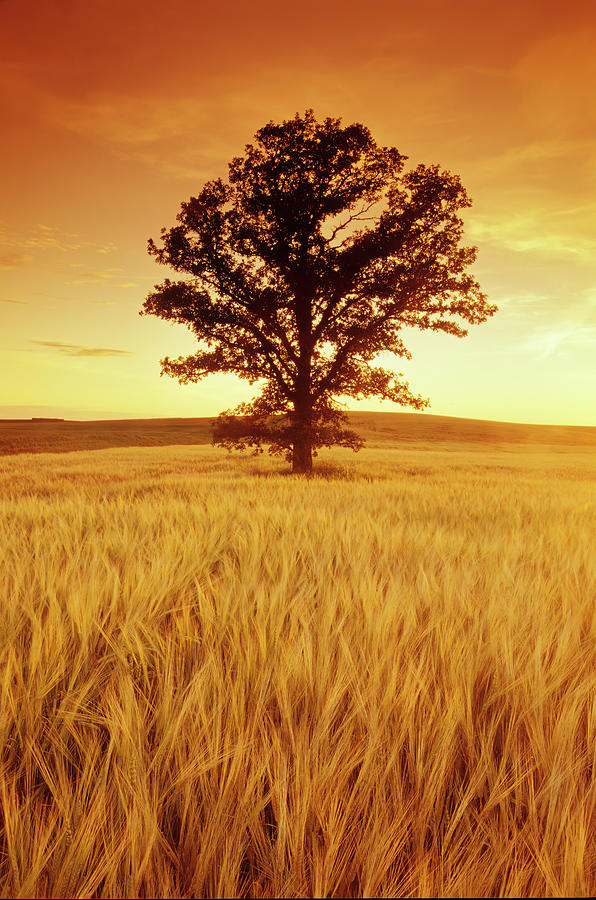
[0,438,595,897]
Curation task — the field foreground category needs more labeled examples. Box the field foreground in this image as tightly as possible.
[0,443,595,897]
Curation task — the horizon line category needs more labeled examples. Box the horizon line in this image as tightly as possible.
[1,410,595,430]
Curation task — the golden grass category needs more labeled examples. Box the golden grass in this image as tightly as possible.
[0,443,595,897]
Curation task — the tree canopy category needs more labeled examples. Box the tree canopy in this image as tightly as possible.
[141,110,496,473]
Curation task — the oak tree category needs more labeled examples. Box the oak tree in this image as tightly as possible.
[141,110,496,473]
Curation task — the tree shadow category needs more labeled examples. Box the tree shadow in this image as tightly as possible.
[248,461,383,482]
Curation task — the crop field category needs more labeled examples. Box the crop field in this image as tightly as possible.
[0,427,595,897]
[3,410,596,456]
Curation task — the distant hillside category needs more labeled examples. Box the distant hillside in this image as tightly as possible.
[347,412,596,449]
[1,412,595,456]
[0,417,213,456]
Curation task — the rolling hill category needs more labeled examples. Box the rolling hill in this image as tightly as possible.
[1,410,595,456]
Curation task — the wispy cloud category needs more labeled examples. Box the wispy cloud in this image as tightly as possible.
[31,340,133,357]
[515,291,596,360]
[0,252,33,268]
[79,271,114,280]
[64,265,127,286]
[0,223,116,257]
[0,297,28,304]
[40,90,259,179]
[491,291,547,317]
[466,212,596,260]
[41,92,229,146]
[514,27,596,137]
[471,138,596,180]
[521,325,596,360]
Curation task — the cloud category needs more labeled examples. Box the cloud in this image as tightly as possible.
[45,94,206,144]
[0,223,116,258]
[466,211,596,260]
[490,291,547,316]
[514,290,596,359]
[65,268,131,287]
[472,138,596,182]
[515,27,596,137]
[39,88,264,179]
[521,325,596,361]
[31,340,133,357]
[24,225,81,252]
[79,271,114,279]
[64,266,125,285]
[0,252,32,267]
[0,297,28,304]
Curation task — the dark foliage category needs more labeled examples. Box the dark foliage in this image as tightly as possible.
[141,111,496,472]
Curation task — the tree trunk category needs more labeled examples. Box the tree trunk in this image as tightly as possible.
[293,285,313,474]
[292,425,312,474]
[292,389,312,475]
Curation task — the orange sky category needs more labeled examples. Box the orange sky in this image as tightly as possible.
[1,0,595,424]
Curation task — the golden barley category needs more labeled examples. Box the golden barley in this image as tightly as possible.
[0,443,594,897]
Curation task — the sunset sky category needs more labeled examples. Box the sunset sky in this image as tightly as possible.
[1,0,595,425]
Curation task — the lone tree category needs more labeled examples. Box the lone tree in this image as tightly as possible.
[142,110,496,473]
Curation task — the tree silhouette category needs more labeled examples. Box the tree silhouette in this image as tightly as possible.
[141,111,496,473]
